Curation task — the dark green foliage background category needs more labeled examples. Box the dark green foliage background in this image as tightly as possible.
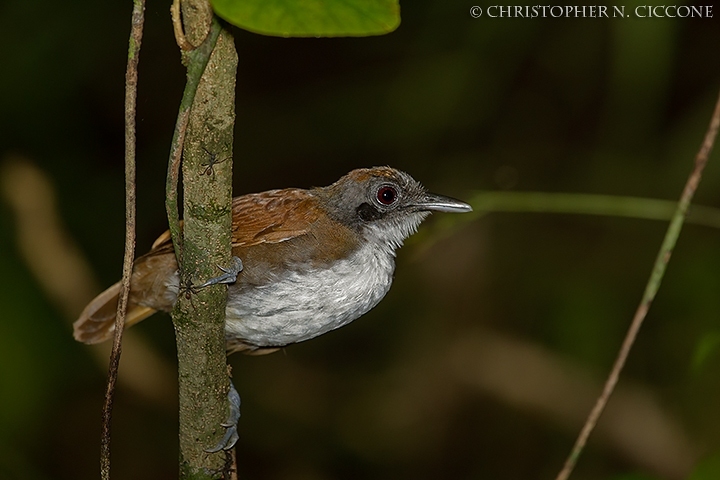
[1,1,720,479]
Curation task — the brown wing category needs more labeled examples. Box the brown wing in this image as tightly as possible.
[143,188,356,285]
[147,189,321,252]
[230,189,323,247]
[229,188,360,284]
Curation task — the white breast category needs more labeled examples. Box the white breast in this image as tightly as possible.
[224,240,397,347]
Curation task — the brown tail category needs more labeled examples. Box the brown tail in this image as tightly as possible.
[73,281,157,344]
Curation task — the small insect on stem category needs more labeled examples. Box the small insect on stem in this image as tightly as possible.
[201,146,230,176]
[178,274,199,301]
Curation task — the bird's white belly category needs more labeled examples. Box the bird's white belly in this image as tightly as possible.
[224,242,396,347]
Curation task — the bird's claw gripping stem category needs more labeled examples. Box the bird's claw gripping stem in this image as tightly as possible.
[197,256,243,288]
[206,381,241,453]
[197,257,242,453]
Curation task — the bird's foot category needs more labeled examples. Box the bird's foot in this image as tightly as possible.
[197,256,243,288]
[206,380,241,453]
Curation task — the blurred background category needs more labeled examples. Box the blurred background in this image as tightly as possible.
[1,1,720,479]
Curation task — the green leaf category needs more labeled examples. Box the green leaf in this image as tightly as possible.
[211,0,400,37]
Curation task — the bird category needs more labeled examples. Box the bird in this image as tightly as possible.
[74,166,472,355]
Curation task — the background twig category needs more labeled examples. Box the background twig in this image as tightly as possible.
[100,0,145,478]
[555,88,720,480]
[467,192,720,228]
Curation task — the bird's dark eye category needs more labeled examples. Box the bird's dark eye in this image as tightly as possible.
[377,186,397,205]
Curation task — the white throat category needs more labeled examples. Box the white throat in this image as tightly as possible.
[362,211,430,252]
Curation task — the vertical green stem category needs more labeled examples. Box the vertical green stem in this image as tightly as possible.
[166,1,238,478]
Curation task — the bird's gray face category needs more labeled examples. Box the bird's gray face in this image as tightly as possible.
[321,167,472,250]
